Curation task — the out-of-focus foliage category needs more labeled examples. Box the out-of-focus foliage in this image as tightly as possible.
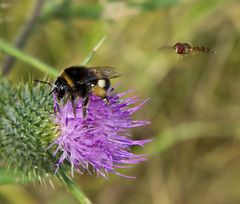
[1,0,240,203]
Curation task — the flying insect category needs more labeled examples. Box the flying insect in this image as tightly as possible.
[159,42,214,56]
[35,66,121,118]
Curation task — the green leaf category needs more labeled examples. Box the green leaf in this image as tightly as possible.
[0,38,58,77]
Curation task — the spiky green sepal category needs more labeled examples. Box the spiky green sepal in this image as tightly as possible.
[0,77,58,183]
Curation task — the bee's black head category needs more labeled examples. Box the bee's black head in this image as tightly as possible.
[34,78,68,100]
[52,77,68,101]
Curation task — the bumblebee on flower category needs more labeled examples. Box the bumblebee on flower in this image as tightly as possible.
[36,65,121,118]
[52,88,151,178]
[37,65,151,178]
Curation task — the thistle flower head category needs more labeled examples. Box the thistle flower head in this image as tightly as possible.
[0,78,57,182]
[52,90,151,178]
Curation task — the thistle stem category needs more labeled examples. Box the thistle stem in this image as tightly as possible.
[57,171,92,204]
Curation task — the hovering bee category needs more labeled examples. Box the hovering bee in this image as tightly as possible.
[35,66,121,118]
[159,42,214,56]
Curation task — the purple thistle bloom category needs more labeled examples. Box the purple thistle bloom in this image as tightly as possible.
[51,89,151,178]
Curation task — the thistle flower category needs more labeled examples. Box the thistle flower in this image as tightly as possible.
[52,90,151,178]
[0,78,57,182]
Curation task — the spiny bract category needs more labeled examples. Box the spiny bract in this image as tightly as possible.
[0,77,57,182]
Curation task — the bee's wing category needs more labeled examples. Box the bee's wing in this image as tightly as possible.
[80,66,121,84]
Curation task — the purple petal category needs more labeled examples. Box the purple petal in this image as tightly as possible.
[51,90,151,178]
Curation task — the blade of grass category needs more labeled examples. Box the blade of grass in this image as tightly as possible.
[0,38,58,77]
[0,169,20,185]
[2,0,45,76]
[0,168,34,185]
[81,35,107,66]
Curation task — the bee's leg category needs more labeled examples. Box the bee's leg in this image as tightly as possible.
[103,96,109,105]
[91,86,109,104]
[70,95,77,118]
[63,93,71,106]
[82,97,89,119]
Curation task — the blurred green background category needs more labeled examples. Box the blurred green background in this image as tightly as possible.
[1,0,240,203]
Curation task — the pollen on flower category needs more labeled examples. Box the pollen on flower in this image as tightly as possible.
[51,90,151,178]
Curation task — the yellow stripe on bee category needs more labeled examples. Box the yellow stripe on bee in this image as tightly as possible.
[61,70,74,87]
[92,86,106,98]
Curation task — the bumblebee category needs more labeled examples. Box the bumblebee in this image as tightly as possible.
[35,66,121,118]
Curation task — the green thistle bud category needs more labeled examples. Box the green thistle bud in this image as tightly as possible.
[0,76,57,182]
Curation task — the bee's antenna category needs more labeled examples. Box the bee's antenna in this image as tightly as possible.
[48,89,56,96]
[34,79,53,87]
